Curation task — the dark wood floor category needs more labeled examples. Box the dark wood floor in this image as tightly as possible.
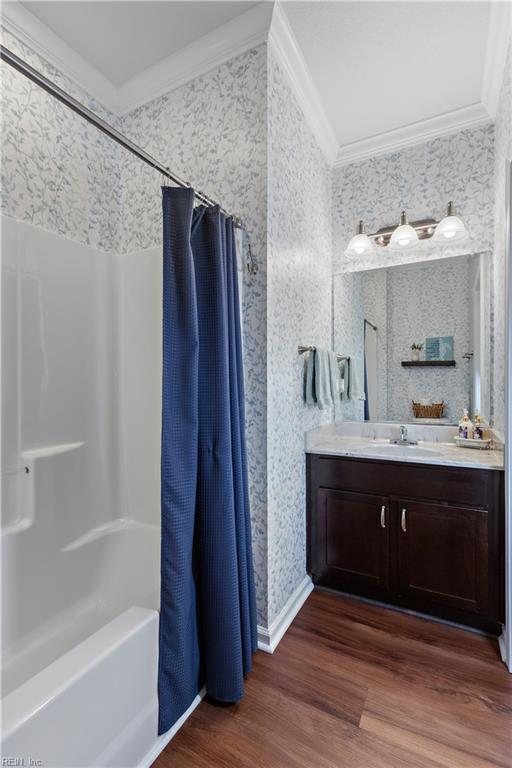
[152,589,512,768]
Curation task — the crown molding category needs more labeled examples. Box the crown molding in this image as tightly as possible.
[117,2,273,115]
[268,3,338,164]
[1,0,507,166]
[0,0,119,112]
[334,103,492,168]
[0,0,273,116]
[334,0,510,168]
[481,1,512,119]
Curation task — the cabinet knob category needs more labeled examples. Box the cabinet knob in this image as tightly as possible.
[380,505,386,529]
[401,508,407,533]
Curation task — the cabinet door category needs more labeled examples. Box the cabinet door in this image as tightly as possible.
[315,489,390,591]
[398,499,489,615]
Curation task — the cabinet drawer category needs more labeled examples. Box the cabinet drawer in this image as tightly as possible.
[315,455,490,508]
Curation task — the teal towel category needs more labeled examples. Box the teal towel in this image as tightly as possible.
[304,348,341,408]
[348,356,365,401]
[328,352,340,401]
[314,348,339,409]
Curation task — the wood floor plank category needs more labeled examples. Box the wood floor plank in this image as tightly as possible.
[359,713,500,768]
[152,589,511,768]
[301,589,502,666]
[287,608,511,704]
[251,643,367,726]
[360,683,512,767]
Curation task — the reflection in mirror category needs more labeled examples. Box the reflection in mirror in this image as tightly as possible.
[333,252,491,425]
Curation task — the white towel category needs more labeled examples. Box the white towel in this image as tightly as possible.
[348,356,365,401]
[328,352,340,401]
[314,348,333,409]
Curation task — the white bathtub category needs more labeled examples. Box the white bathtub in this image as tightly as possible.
[2,607,159,768]
[2,504,160,697]
[1,513,161,767]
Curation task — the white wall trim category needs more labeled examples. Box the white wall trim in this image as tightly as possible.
[138,688,205,768]
[504,158,512,673]
[498,632,507,665]
[334,103,492,168]
[0,1,273,116]
[0,0,119,112]
[257,576,314,654]
[117,3,273,115]
[333,4,510,167]
[2,0,506,164]
[481,2,512,119]
[268,3,338,165]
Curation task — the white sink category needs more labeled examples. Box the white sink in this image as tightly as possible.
[361,444,443,459]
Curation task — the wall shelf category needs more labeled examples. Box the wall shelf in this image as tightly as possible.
[401,360,456,367]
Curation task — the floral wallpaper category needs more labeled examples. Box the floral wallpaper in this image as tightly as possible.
[0,27,121,253]
[333,271,365,421]
[266,50,333,624]
[385,256,472,422]
[118,45,270,623]
[335,255,488,424]
[119,45,334,627]
[333,124,495,274]
[333,123,497,426]
[492,40,512,439]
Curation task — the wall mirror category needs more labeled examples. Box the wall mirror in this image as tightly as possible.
[333,252,492,425]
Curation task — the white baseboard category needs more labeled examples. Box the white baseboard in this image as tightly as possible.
[498,631,511,671]
[257,576,314,654]
[138,688,205,768]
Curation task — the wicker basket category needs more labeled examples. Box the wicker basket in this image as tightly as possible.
[412,401,445,419]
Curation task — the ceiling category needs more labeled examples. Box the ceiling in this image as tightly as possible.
[3,1,504,163]
[20,1,260,85]
[283,1,491,148]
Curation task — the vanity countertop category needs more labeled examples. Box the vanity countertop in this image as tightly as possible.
[305,424,504,471]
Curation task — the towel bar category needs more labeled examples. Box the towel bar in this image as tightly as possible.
[298,345,349,362]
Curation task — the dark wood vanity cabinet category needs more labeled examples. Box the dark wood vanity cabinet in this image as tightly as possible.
[307,454,504,633]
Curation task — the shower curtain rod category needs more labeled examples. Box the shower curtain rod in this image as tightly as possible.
[0,44,243,227]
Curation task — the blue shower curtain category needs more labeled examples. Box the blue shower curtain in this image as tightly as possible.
[158,186,257,735]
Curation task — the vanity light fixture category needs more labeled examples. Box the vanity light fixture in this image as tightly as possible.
[344,219,376,258]
[389,210,419,250]
[433,201,468,243]
[345,202,468,256]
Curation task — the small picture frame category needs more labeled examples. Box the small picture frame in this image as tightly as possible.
[425,336,454,361]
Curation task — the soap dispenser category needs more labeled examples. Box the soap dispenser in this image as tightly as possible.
[474,411,490,440]
[473,411,483,440]
[458,408,473,439]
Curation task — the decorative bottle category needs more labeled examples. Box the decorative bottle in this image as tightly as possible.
[458,409,473,439]
[473,411,483,440]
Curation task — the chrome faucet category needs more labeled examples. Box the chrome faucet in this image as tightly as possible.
[390,425,418,446]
